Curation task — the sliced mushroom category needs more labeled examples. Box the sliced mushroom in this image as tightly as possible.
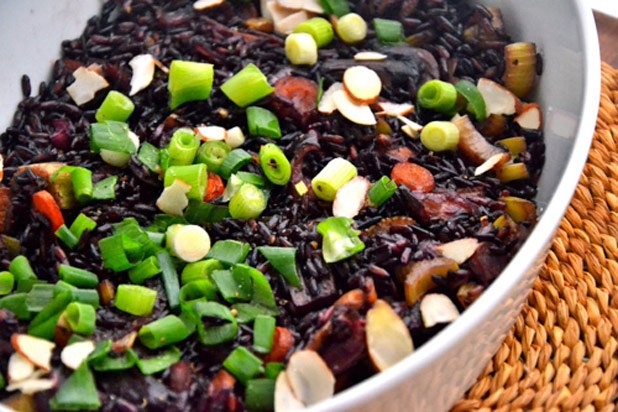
[420,293,460,328]
[366,299,414,371]
[436,238,480,264]
[286,350,335,407]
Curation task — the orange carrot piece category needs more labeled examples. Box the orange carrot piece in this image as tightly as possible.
[263,326,295,363]
[391,162,435,193]
[204,173,225,202]
[32,190,64,231]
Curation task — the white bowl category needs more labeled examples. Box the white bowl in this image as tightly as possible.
[0,1,600,411]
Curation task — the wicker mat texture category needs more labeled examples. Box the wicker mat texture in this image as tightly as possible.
[453,62,618,411]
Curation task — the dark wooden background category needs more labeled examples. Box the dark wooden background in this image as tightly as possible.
[595,11,618,67]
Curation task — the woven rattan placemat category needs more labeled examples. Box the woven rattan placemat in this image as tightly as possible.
[453,62,618,411]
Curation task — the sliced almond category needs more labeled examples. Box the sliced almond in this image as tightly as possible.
[354,51,388,62]
[420,293,460,328]
[195,125,227,141]
[0,153,4,182]
[474,152,509,176]
[332,176,370,218]
[267,1,311,35]
[66,66,109,106]
[193,0,225,10]
[113,331,138,353]
[514,103,542,130]
[398,115,423,138]
[276,0,303,9]
[343,66,382,104]
[129,54,156,96]
[476,78,519,116]
[156,179,191,216]
[275,371,306,412]
[6,376,56,395]
[436,238,480,264]
[225,126,245,149]
[375,101,414,117]
[317,82,344,114]
[11,334,56,372]
[286,350,335,406]
[300,0,324,14]
[332,89,376,126]
[8,353,36,383]
[366,299,414,371]
[60,340,96,370]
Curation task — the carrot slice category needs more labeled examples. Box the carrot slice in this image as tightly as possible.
[263,326,295,363]
[204,173,225,202]
[32,190,65,231]
[391,162,435,193]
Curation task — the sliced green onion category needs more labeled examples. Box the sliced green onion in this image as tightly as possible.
[159,148,171,173]
[26,283,55,312]
[147,231,165,246]
[285,33,318,66]
[184,200,230,225]
[454,79,487,122]
[234,264,278,310]
[229,184,267,221]
[192,301,238,346]
[311,158,358,201]
[221,63,274,108]
[232,303,279,324]
[247,107,282,139]
[373,18,404,44]
[54,280,76,293]
[179,279,218,312]
[99,234,142,272]
[65,301,96,336]
[49,362,101,411]
[317,217,365,263]
[334,13,367,44]
[257,247,301,288]
[115,284,157,316]
[294,17,334,48]
[9,255,38,293]
[253,315,276,354]
[55,224,80,249]
[129,346,182,375]
[211,269,253,303]
[222,174,244,202]
[87,340,113,365]
[0,372,5,391]
[168,128,199,166]
[166,224,212,263]
[259,144,291,186]
[59,265,99,289]
[70,167,93,203]
[64,288,100,309]
[164,164,208,201]
[196,141,231,174]
[0,293,31,320]
[148,214,188,233]
[181,259,223,284]
[96,90,135,123]
[128,256,161,284]
[265,362,285,380]
[114,217,162,258]
[219,149,253,180]
[89,121,136,154]
[319,0,351,17]
[68,213,97,241]
[139,315,192,349]
[137,142,161,173]
[368,176,398,207]
[236,171,267,188]
[157,251,181,311]
[92,175,118,201]
[245,379,276,412]
[1,234,21,257]
[223,347,264,385]
[0,271,14,296]
[206,240,251,266]
[28,291,72,340]
[417,79,458,113]
[420,121,460,152]
[168,60,214,110]
[90,352,135,372]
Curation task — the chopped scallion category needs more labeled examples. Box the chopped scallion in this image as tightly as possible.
[211,269,253,303]
[59,265,99,289]
[92,176,118,200]
[184,200,230,225]
[454,80,487,122]
[259,144,291,186]
[229,183,267,221]
[138,315,192,349]
[265,362,285,380]
[168,60,214,110]
[236,171,267,188]
[55,224,80,250]
[285,33,318,66]
[26,283,55,312]
[49,362,101,411]
[96,90,135,123]
[0,293,31,320]
[247,107,282,139]
[257,247,301,288]
[179,279,218,312]
[420,121,460,152]
[294,17,334,48]
[223,347,264,385]
[368,176,398,207]
[71,167,93,203]
[316,217,365,263]
[417,79,458,113]
[9,255,38,293]
[196,141,231,174]
[98,234,142,272]
[181,259,223,284]
[68,213,97,241]
[157,251,181,311]
[253,315,276,354]
[168,128,199,166]
[115,284,157,316]
[206,240,251,266]
[137,142,161,173]
[164,164,208,201]
[64,301,96,336]
[219,149,253,180]
[245,379,276,412]
[0,271,15,296]
[311,157,358,201]
[233,264,278,310]
[89,121,136,154]
[319,0,351,17]
[192,301,238,346]
[221,64,274,108]
[129,347,182,375]
[128,256,162,284]
[372,18,404,44]
[335,13,367,44]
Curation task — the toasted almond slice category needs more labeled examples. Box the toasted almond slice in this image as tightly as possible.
[514,103,542,130]
[300,0,324,13]
[366,299,414,371]
[195,125,227,141]
[6,376,56,395]
[354,51,388,61]
[318,82,344,114]
[60,341,96,370]
[343,66,382,104]
[277,0,303,9]
[275,371,306,412]
[376,101,414,117]
[286,350,335,406]
[332,89,376,126]
[420,293,460,328]
[66,66,109,106]
[193,0,225,10]
[11,334,55,372]
[225,126,245,148]
[474,152,509,176]
[0,153,4,182]
[477,78,519,116]
[156,179,191,216]
[113,331,138,353]
[129,54,156,96]
[398,115,423,138]
[333,176,370,218]
[277,10,311,35]
[436,238,480,264]
[8,353,36,383]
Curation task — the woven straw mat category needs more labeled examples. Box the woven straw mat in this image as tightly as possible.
[453,62,618,411]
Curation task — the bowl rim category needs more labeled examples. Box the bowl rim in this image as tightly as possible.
[309,2,601,410]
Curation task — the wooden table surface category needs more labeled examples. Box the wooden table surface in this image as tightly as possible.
[595,11,618,67]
